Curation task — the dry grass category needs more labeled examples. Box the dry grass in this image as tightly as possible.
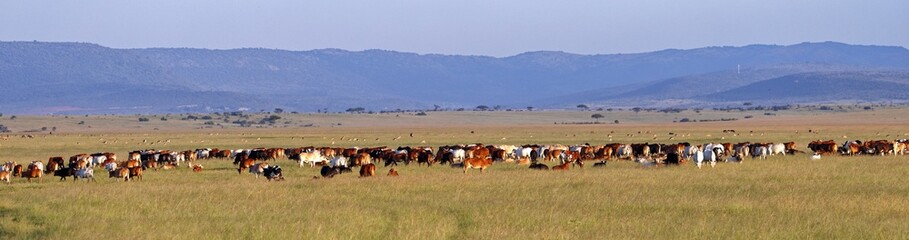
[1,108,909,239]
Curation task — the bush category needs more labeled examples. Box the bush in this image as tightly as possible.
[138,117,150,122]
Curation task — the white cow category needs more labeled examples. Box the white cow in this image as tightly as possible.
[330,156,348,168]
[450,149,466,163]
[90,155,106,168]
[297,151,324,167]
[752,145,769,160]
[514,147,532,161]
[691,146,705,168]
[701,144,717,168]
[74,168,95,181]
[770,143,786,156]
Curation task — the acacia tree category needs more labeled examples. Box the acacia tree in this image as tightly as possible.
[591,113,604,123]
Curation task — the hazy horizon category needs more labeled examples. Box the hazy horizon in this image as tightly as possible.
[1,1,907,57]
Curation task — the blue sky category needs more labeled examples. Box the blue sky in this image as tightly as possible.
[1,0,906,56]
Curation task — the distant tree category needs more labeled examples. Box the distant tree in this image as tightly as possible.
[591,113,604,122]
[433,105,441,111]
[10,115,16,120]
[577,104,589,110]
[632,107,642,113]
[526,106,534,111]
[274,108,284,114]
[475,105,490,111]
[614,120,620,124]
[493,105,503,111]
[346,107,366,113]
[138,117,150,122]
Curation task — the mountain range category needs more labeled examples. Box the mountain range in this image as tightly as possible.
[1,41,908,114]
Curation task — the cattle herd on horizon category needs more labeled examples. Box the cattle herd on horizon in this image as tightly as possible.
[1,138,908,184]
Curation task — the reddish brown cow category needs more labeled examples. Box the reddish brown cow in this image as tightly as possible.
[128,167,143,181]
[359,163,376,177]
[463,157,493,174]
[46,157,64,174]
[109,167,130,181]
[0,170,9,184]
[23,163,42,182]
[552,161,571,171]
[237,159,256,174]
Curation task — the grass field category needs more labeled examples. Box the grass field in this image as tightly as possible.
[1,108,908,239]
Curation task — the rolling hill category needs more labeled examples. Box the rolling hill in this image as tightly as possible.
[0,41,908,114]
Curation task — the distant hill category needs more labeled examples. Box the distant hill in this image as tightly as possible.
[700,71,909,104]
[0,41,908,114]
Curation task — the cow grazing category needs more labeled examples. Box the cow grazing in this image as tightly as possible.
[46,157,64,174]
[128,167,143,181]
[249,163,268,178]
[593,161,608,167]
[463,157,493,174]
[359,163,377,177]
[74,168,95,182]
[109,167,130,182]
[387,168,399,177]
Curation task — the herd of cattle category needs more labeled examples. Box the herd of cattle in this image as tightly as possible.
[1,139,908,184]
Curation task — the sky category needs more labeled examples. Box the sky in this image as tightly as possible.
[1,0,906,57]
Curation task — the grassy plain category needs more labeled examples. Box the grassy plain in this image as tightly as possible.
[0,108,908,239]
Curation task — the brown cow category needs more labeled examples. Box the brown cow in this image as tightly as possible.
[387,168,399,176]
[23,162,43,182]
[0,170,9,184]
[552,161,571,171]
[463,157,492,174]
[128,167,143,181]
[192,164,204,173]
[109,168,130,181]
[237,158,256,174]
[359,163,377,177]
[12,164,23,177]
[46,157,64,174]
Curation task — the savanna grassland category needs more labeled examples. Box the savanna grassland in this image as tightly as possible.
[1,108,908,239]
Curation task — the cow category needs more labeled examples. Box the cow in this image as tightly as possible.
[463,157,493,174]
[237,158,256,174]
[329,156,348,168]
[752,145,769,160]
[551,161,571,171]
[354,153,372,167]
[528,162,549,170]
[321,165,340,178]
[297,151,323,168]
[74,168,95,182]
[359,163,377,177]
[108,167,130,182]
[690,146,705,168]
[0,171,8,184]
[128,166,143,181]
[248,163,268,178]
[23,161,44,182]
[770,143,786,156]
[54,167,74,181]
[808,140,838,155]
[263,165,284,181]
[700,144,718,168]
[46,157,64,174]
